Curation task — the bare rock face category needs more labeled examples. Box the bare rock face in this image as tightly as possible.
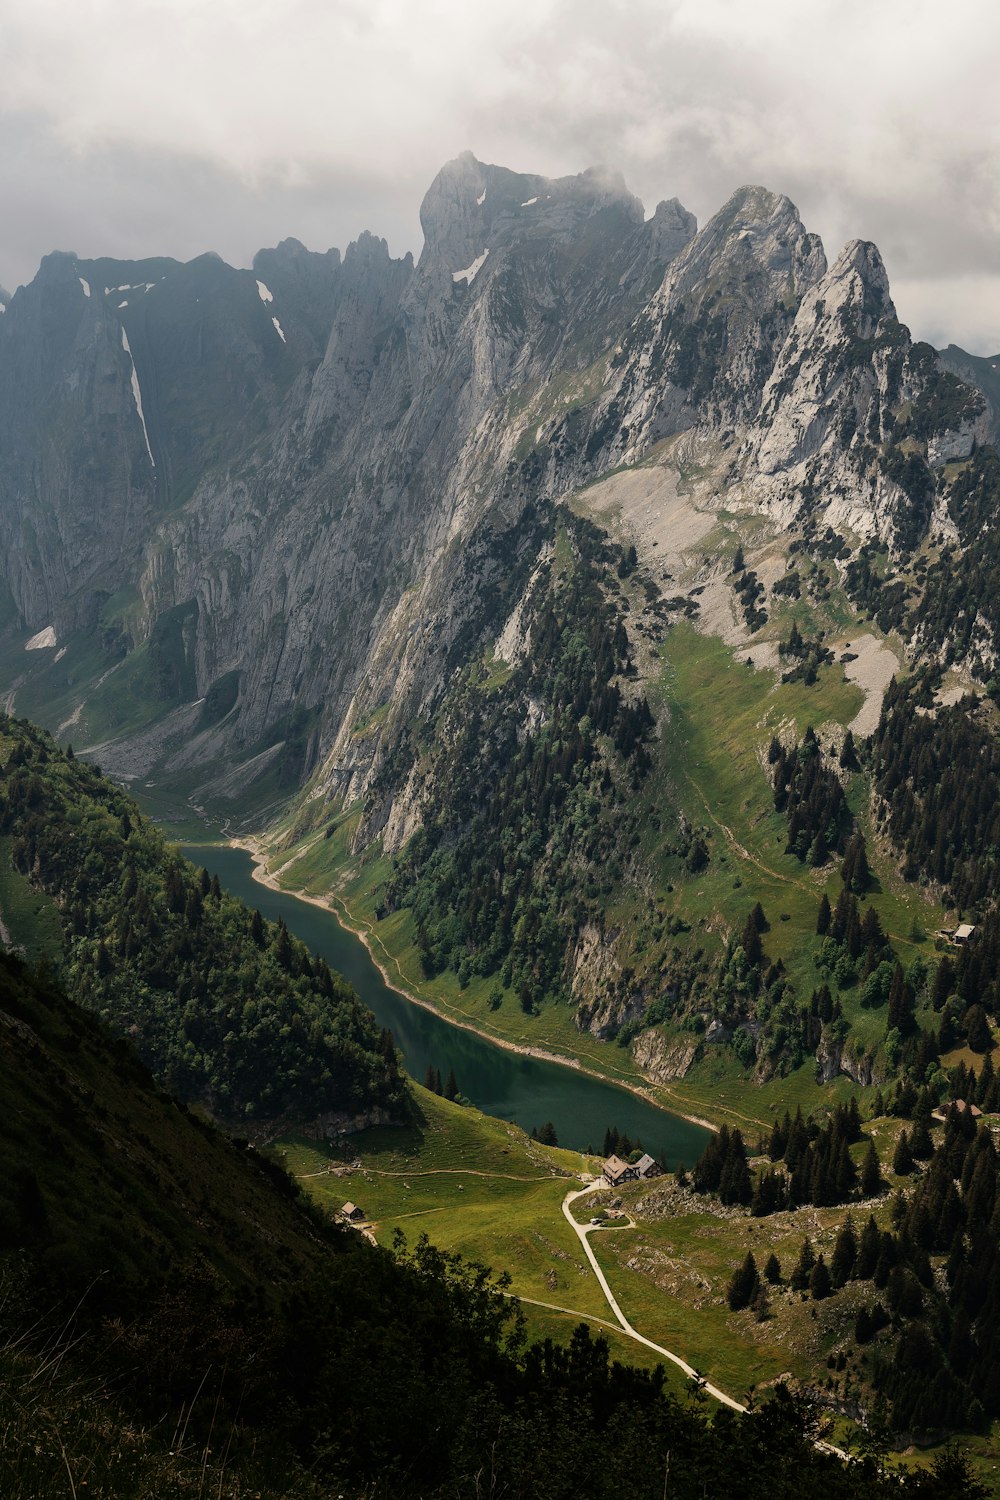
[0,150,990,833]
[816,1029,881,1088]
[733,237,902,536]
[631,1028,700,1083]
[938,343,1000,448]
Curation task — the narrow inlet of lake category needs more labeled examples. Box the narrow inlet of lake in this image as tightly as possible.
[184,844,710,1167]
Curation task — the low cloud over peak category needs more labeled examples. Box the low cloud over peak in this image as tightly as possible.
[2,0,997,351]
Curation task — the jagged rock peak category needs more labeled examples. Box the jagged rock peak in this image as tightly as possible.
[417,151,646,270]
[694,183,827,279]
[35,250,83,282]
[828,237,893,309]
[253,237,342,271]
[646,198,698,260]
[344,229,409,268]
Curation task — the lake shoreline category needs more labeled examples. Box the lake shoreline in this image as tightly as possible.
[223,834,717,1137]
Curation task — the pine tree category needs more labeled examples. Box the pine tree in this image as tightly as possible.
[768,1110,791,1161]
[841,830,871,893]
[839,729,860,771]
[790,1238,816,1292]
[863,1140,881,1200]
[910,1109,934,1161]
[809,1254,832,1300]
[856,1216,882,1279]
[816,893,832,936]
[751,1282,771,1322]
[726,1251,760,1311]
[763,1251,782,1284]
[719,1130,753,1206]
[741,912,764,967]
[831,1215,857,1287]
[893,1129,915,1177]
[966,1004,993,1054]
[444,1068,459,1101]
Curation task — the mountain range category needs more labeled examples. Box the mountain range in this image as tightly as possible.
[2,149,999,1090]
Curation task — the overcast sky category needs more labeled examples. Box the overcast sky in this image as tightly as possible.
[2,0,997,352]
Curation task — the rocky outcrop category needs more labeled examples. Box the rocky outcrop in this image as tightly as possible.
[631,1028,700,1082]
[0,151,991,833]
[815,1029,881,1087]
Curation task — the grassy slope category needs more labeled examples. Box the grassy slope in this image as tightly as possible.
[283,1087,612,1322]
[283,1083,1000,1476]
[640,623,946,1124]
[283,1087,700,1396]
[0,952,337,1306]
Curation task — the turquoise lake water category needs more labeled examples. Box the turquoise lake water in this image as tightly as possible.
[185,843,710,1167]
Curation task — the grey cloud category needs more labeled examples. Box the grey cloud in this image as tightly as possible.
[1,0,997,352]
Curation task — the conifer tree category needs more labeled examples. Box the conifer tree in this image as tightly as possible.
[839,729,860,771]
[763,1251,782,1284]
[893,1130,915,1176]
[751,1282,771,1322]
[966,1004,993,1054]
[910,1107,934,1162]
[768,1111,790,1161]
[856,1215,882,1279]
[841,830,871,893]
[810,1254,832,1300]
[726,1251,760,1311]
[741,912,764,967]
[831,1215,857,1287]
[790,1237,816,1292]
[816,893,832,936]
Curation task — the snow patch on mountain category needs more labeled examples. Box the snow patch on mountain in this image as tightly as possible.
[452,250,489,285]
[121,328,155,468]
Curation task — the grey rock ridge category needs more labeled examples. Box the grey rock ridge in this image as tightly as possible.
[0,152,990,825]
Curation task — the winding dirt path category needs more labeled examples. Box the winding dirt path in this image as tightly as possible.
[562,1182,746,1411]
[561,1182,850,1460]
[682,765,802,892]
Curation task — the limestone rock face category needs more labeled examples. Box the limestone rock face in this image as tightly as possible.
[732,238,903,537]
[0,152,990,826]
[631,1028,699,1083]
[938,343,1000,448]
[593,184,828,470]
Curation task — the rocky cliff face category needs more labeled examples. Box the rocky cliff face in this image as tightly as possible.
[0,152,990,818]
